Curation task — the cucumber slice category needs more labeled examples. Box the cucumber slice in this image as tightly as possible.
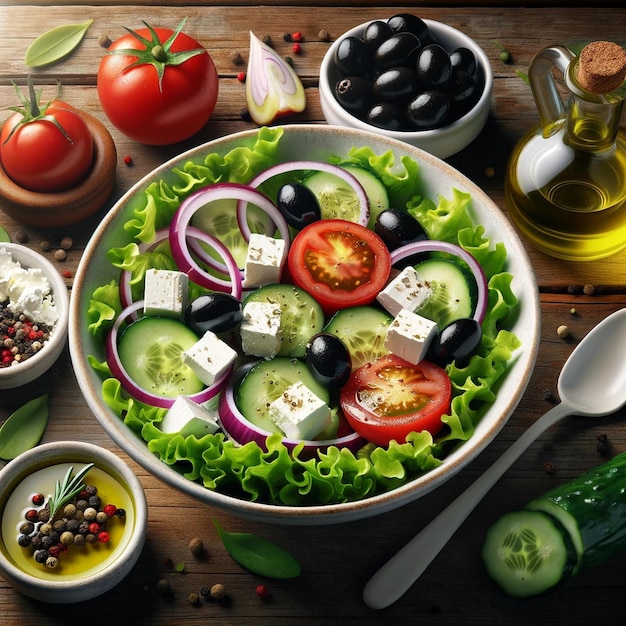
[118,317,205,398]
[482,509,576,598]
[243,284,324,357]
[414,258,475,328]
[324,305,393,370]
[191,198,275,268]
[303,165,389,227]
[236,357,331,433]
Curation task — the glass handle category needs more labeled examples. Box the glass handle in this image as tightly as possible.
[529,45,575,127]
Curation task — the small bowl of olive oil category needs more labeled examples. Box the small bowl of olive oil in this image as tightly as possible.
[0,441,147,603]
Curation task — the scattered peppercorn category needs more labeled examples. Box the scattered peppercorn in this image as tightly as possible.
[284,55,294,67]
[495,41,512,64]
[256,584,271,601]
[543,461,556,474]
[40,240,51,252]
[123,155,133,166]
[61,270,72,278]
[567,284,578,294]
[53,249,66,262]
[570,307,577,316]
[188,592,200,605]
[163,557,173,569]
[484,166,495,178]
[210,583,226,599]
[188,536,205,556]
[597,433,611,457]
[557,324,569,338]
[262,34,273,46]
[59,236,73,250]
[156,578,171,594]
[237,71,246,82]
[229,50,244,65]
[291,42,302,55]
[282,32,292,42]
[291,31,303,42]
[13,230,28,243]
[318,29,331,42]
[583,283,595,295]
[542,389,557,404]
[240,107,252,122]
[98,34,112,48]
[31,493,44,506]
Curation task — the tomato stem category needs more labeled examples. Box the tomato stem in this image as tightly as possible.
[151,45,167,62]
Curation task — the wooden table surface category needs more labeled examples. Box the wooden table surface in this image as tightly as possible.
[1,3,626,624]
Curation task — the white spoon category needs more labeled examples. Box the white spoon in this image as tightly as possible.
[363,308,626,610]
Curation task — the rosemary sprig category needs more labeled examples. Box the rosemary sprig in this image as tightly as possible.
[48,463,94,520]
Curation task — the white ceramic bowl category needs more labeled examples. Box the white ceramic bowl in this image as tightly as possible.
[319,19,493,159]
[0,242,69,389]
[69,124,540,525]
[0,441,147,603]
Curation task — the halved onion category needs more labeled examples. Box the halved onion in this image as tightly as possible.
[390,240,489,323]
[243,160,371,231]
[219,363,366,458]
[105,300,231,409]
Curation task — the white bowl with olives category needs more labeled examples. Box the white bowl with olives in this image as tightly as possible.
[0,242,69,390]
[0,441,147,603]
[319,15,493,158]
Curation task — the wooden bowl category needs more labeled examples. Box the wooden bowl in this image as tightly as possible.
[0,112,117,228]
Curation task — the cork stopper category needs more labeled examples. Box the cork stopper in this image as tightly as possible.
[577,41,626,94]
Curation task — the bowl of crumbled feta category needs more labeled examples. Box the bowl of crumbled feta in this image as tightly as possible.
[0,243,69,389]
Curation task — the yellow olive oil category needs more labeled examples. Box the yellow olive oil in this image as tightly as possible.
[1,463,134,581]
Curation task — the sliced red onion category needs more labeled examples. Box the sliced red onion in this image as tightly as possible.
[105,300,231,409]
[218,363,366,458]
[241,160,371,235]
[390,240,488,323]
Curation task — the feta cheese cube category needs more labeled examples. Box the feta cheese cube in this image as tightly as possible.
[384,309,438,365]
[376,266,432,317]
[240,300,282,358]
[269,382,332,440]
[160,396,220,438]
[242,234,286,288]
[143,269,188,317]
[182,331,238,386]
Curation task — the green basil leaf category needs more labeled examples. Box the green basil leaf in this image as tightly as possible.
[0,226,10,242]
[0,394,49,460]
[25,19,93,67]
[214,519,301,579]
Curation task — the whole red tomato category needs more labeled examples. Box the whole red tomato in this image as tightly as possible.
[0,97,93,193]
[97,20,219,145]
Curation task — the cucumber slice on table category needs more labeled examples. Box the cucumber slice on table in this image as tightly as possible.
[482,452,626,598]
[303,165,389,227]
[243,284,324,357]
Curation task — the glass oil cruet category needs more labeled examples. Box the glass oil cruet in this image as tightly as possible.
[505,41,626,260]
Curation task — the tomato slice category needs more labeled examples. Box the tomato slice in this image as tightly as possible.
[287,219,391,314]
[340,354,451,446]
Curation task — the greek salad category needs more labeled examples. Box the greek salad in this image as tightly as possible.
[86,126,520,506]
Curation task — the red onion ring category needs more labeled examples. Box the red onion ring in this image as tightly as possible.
[240,160,371,237]
[390,240,488,323]
[105,300,231,409]
[218,362,366,459]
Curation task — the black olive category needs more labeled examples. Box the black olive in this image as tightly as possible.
[387,14,432,43]
[363,20,394,49]
[367,102,406,130]
[373,67,419,103]
[374,208,427,250]
[416,44,452,88]
[185,293,242,335]
[449,47,477,75]
[406,90,450,129]
[375,32,422,70]
[305,333,352,389]
[446,70,479,119]
[334,36,374,76]
[427,318,482,367]
[276,182,321,229]
[334,76,372,114]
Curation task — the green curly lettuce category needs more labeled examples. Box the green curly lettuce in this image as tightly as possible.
[90,127,521,506]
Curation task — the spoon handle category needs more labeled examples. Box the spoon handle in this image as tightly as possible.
[362,401,572,610]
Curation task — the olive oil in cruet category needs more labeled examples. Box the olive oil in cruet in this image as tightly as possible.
[505,42,626,260]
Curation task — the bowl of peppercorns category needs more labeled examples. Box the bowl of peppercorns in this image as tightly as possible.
[0,242,69,389]
[319,14,493,158]
[0,440,147,603]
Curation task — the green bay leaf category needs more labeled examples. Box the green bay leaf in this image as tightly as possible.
[0,394,49,460]
[25,19,93,67]
[214,519,301,579]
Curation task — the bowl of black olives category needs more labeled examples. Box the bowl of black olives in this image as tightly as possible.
[319,14,493,158]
